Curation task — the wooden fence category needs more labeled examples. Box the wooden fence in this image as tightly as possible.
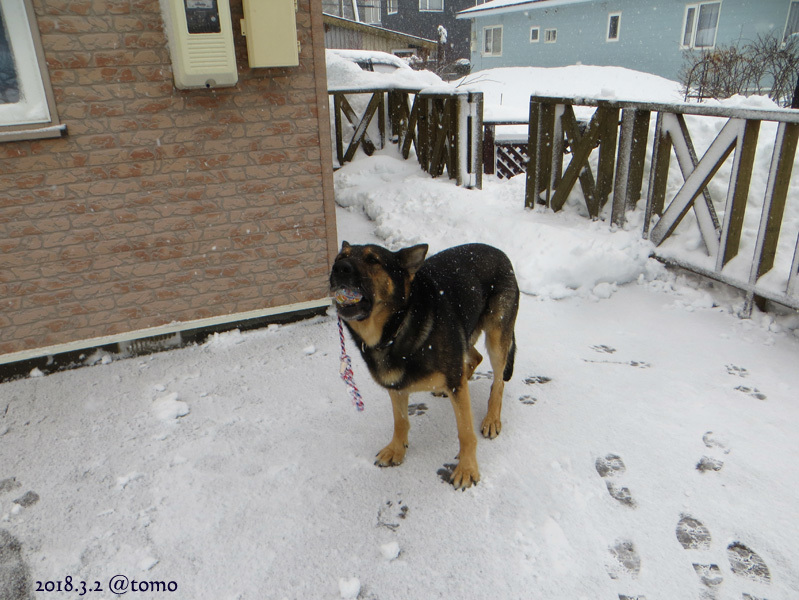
[326,85,799,314]
[329,87,483,188]
[526,95,799,314]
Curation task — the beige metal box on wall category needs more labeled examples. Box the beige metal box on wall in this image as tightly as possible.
[241,0,299,68]
[163,0,238,89]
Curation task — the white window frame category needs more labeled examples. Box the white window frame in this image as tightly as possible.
[784,0,799,41]
[361,0,381,24]
[0,0,61,140]
[681,1,722,49]
[530,26,540,43]
[419,0,444,12]
[387,0,398,15]
[607,12,621,42]
[544,28,557,43]
[482,25,502,57]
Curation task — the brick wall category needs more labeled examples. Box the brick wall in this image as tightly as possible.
[0,0,338,359]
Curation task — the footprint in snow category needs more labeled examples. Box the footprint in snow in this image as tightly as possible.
[725,364,749,378]
[595,454,636,508]
[517,375,551,406]
[726,364,766,400]
[727,542,771,584]
[1,477,40,511]
[696,431,730,474]
[437,463,460,486]
[734,385,767,401]
[0,530,33,600]
[591,344,617,354]
[607,539,641,580]
[0,478,21,496]
[598,462,644,599]
[470,371,493,381]
[408,403,427,416]
[582,358,651,368]
[376,497,409,532]
[676,515,771,596]
[676,515,712,550]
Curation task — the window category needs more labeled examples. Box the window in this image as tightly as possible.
[544,28,557,43]
[419,0,443,12]
[362,0,381,24]
[607,12,621,41]
[0,0,61,140]
[530,27,540,43]
[785,1,799,40]
[483,25,502,56]
[682,2,721,49]
[388,0,398,15]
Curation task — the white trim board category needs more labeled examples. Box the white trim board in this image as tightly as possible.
[0,298,331,366]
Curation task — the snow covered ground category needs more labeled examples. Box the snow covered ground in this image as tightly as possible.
[2,63,799,600]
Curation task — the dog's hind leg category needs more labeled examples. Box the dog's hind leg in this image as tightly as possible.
[375,389,410,467]
[480,281,519,438]
[480,326,514,439]
[447,380,480,489]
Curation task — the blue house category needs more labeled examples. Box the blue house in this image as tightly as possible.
[458,0,799,81]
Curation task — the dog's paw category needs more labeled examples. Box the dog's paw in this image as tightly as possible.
[449,460,480,490]
[375,443,407,467]
[480,415,502,439]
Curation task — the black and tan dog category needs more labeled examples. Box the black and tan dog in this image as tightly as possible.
[330,242,519,489]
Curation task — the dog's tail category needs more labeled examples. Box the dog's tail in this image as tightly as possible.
[503,334,516,382]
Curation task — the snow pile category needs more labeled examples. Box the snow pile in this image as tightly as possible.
[455,65,686,121]
[326,49,444,92]
[335,153,657,300]
[152,392,190,422]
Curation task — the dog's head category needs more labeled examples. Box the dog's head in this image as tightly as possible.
[330,242,428,322]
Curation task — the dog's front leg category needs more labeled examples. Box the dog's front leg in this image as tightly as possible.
[375,389,410,467]
[448,383,480,489]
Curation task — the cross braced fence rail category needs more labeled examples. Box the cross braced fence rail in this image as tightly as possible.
[525,96,799,314]
[329,87,483,188]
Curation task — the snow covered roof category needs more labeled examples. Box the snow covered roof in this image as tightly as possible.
[457,0,592,19]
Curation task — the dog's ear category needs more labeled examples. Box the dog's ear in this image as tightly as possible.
[340,241,351,250]
[396,244,428,276]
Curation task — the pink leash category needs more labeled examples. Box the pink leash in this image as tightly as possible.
[338,317,365,411]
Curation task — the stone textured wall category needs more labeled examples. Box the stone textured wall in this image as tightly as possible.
[0,0,337,358]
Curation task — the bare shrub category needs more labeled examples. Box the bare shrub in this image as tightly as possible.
[680,33,799,106]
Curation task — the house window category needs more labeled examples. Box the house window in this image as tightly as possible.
[530,27,540,43]
[388,0,398,15]
[682,2,721,49]
[785,1,799,40]
[361,0,381,24]
[607,12,621,41]
[0,0,60,139]
[544,28,557,43]
[419,0,443,12]
[483,25,502,56]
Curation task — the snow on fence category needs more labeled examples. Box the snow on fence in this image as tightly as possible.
[329,88,483,188]
[525,95,799,314]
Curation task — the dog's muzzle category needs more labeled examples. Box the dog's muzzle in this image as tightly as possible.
[330,260,371,321]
